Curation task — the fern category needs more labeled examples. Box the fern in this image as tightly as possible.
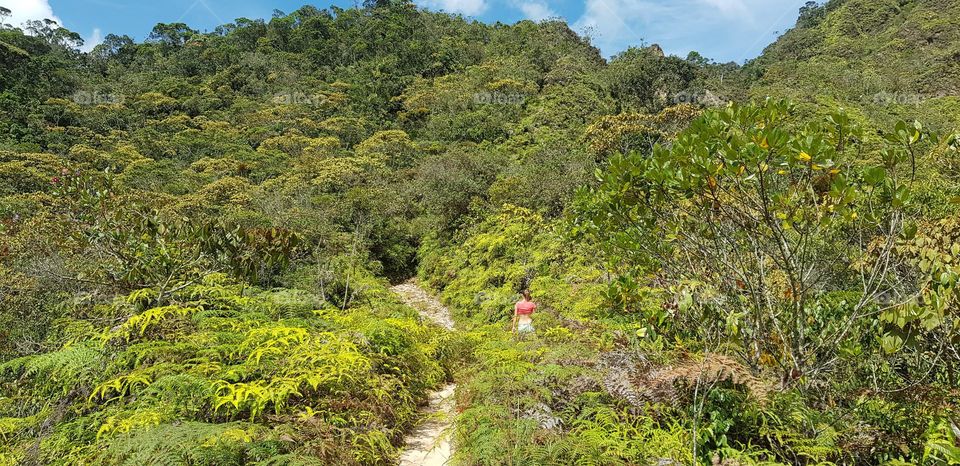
[214,378,303,419]
[0,275,446,465]
[113,304,204,340]
[21,342,103,395]
[0,355,34,380]
[238,325,310,364]
[624,353,773,407]
[0,416,33,441]
[125,287,159,308]
[0,450,22,466]
[89,371,153,403]
[117,340,197,368]
[250,453,328,466]
[96,408,168,439]
[92,421,262,465]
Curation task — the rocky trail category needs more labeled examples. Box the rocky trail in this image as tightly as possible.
[391,281,456,466]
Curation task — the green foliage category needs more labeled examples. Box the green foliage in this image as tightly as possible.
[750,0,960,131]
[419,204,606,322]
[605,45,699,113]
[2,2,960,465]
[0,275,448,464]
[413,143,510,234]
[578,100,933,378]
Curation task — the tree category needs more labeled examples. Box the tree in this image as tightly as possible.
[686,51,710,66]
[219,18,267,51]
[605,46,698,113]
[355,130,417,168]
[363,0,414,8]
[91,33,135,62]
[0,6,11,28]
[24,19,83,49]
[148,22,197,48]
[488,132,594,216]
[414,144,508,233]
[577,100,932,383]
[797,1,826,28]
[583,104,701,159]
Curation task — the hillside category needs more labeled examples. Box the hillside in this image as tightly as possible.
[1,1,959,465]
[749,0,960,130]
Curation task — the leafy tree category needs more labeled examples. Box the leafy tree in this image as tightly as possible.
[355,129,418,168]
[90,33,136,64]
[147,22,197,49]
[796,1,827,28]
[414,143,508,234]
[583,104,701,159]
[577,100,932,382]
[0,6,11,27]
[605,46,698,113]
[488,132,594,216]
[24,19,83,49]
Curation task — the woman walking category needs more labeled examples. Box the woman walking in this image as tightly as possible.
[512,289,537,336]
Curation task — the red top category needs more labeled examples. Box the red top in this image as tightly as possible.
[515,300,537,316]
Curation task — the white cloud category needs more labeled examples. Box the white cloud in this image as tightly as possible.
[698,0,749,16]
[416,0,488,16]
[80,27,103,53]
[516,1,557,21]
[572,0,801,60]
[573,0,665,55]
[2,0,62,27]
[3,1,104,52]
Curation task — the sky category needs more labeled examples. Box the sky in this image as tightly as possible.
[2,0,810,62]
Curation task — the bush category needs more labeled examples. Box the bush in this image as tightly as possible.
[0,274,448,465]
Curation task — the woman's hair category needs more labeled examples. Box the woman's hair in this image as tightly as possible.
[522,289,532,300]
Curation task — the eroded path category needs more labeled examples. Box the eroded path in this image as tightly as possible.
[391,281,456,466]
[391,282,455,330]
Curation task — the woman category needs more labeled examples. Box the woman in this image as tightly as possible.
[512,289,537,335]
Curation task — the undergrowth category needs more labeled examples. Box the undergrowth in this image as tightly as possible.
[0,273,451,465]
[420,204,960,465]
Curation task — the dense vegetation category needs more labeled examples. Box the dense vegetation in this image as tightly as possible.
[1,0,958,464]
[749,0,960,130]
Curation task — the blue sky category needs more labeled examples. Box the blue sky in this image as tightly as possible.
[4,0,809,62]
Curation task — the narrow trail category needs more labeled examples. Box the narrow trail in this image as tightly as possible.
[391,282,455,330]
[391,281,456,466]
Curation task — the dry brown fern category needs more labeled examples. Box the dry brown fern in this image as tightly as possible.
[601,352,773,407]
[597,350,651,409]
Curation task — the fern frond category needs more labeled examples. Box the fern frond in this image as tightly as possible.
[603,352,773,408]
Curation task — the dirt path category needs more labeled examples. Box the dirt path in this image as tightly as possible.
[391,282,455,330]
[391,281,456,466]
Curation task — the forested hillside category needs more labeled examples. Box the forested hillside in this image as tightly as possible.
[0,0,958,464]
[750,0,960,129]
